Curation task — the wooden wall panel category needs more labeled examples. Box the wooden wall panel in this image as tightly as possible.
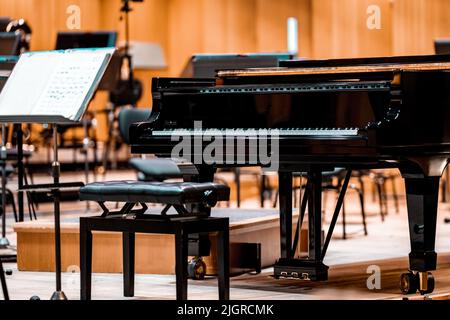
[167,0,204,76]
[311,0,392,59]
[225,0,257,53]
[0,0,101,51]
[392,0,450,55]
[255,0,312,57]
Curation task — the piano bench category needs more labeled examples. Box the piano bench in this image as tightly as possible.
[79,215,230,300]
[79,181,230,217]
[78,180,230,300]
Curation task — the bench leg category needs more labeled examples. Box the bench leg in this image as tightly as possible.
[80,219,92,300]
[217,228,230,300]
[123,232,135,297]
[175,230,188,300]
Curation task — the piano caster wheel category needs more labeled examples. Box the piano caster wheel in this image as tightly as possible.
[30,296,41,300]
[188,257,206,280]
[419,272,435,295]
[5,269,12,276]
[400,271,435,295]
[400,272,418,294]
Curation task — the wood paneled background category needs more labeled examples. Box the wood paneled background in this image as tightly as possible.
[1,0,450,138]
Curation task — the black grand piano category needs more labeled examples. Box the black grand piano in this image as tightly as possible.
[130,54,450,295]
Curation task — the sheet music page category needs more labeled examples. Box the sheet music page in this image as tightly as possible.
[0,48,114,122]
[0,53,56,116]
[32,51,107,120]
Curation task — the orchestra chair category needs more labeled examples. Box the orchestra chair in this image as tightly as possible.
[273,169,368,239]
[321,169,368,239]
[101,69,143,173]
[118,108,191,181]
[368,169,400,220]
[78,181,230,300]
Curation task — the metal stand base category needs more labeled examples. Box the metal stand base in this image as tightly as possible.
[50,291,67,300]
[0,237,9,248]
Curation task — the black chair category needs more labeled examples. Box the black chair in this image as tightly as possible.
[368,170,400,220]
[79,180,230,300]
[321,169,367,239]
[118,108,190,181]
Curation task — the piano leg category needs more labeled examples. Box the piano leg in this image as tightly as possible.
[274,169,329,281]
[307,169,323,262]
[401,176,439,295]
[278,171,293,259]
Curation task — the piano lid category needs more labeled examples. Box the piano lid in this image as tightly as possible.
[217,54,450,79]
[279,53,450,68]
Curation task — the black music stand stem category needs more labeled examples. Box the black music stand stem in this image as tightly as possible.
[0,124,9,248]
[51,124,64,300]
[20,124,84,300]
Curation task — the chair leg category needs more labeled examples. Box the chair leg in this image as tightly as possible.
[376,182,385,222]
[235,168,241,208]
[123,232,135,297]
[175,230,188,300]
[272,188,279,208]
[358,188,368,236]
[260,175,266,208]
[0,259,9,301]
[217,227,230,300]
[342,198,347,240]
[80,219,93,300]
[381,181,389,216]
[6,189,18,222]
[391,176,400,214]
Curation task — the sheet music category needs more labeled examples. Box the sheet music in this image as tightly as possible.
[33,53,107,120]
[0,48,114,123]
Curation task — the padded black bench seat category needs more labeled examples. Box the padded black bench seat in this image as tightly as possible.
[79,181,230,206]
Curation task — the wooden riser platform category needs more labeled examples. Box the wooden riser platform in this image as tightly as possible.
[13,208,306,275]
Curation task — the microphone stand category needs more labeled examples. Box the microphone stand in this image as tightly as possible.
[120,0,135,92]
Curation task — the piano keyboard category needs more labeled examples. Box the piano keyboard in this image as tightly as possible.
[152,128,360,137]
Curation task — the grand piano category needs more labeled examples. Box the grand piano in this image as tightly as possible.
[130,54,450,295]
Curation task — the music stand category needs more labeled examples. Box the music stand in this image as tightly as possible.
[0,32,20,56]
[55,31,117,50]
[0,17,11,32]
[180,53,294,78]
[0,48,114,300]
[435,39,450,55]
[0,57,16,249]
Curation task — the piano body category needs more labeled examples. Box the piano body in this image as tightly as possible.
[130,54,450,295]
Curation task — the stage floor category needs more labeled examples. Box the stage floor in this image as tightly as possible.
[1,169,450,300]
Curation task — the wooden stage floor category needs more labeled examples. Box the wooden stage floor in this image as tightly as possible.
[1,169,450,300]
